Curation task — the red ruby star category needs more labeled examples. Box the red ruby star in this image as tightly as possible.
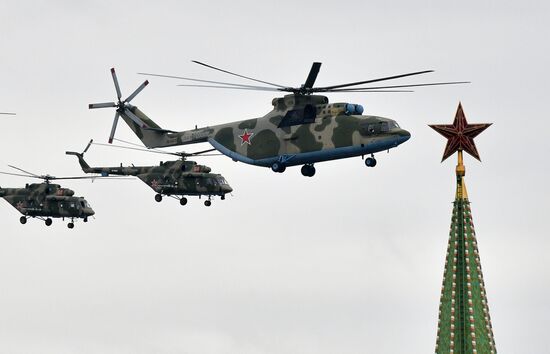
[239,129,253,145]
[429,103,491,162]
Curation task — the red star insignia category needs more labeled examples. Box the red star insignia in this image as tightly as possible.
[239,129,253,145]
[151,179,160,190]
[429,102,492,162]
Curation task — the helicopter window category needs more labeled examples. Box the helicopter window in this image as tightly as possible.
[380,122,390,133]
[70,203,76,208]
[80,201,85,208]
[278,104,317,128]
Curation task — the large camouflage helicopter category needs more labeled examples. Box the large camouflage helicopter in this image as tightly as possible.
[66,140,232,206]
[89,64,466,177]
[0,166,95,228]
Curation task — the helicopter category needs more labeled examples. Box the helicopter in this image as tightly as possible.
[0,166,95,228]
[89,63,467,177]
[66,140,233,206]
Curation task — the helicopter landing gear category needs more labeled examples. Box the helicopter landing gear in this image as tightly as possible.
[221,195,225,200]
[204,199,212,207]
[365,155,377,167]
[45,218,53,226]
[83,217,88,223]
[180,197,188,206]
[301,164,316,177]
[20,216,27,225]
[67,222,74,229]
[154,193,163,202]
[271,161,286,173]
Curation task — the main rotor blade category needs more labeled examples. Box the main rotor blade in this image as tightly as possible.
[0,112,16,115]
[108,112,120,144]
[93,141,182,156]
[50,176,129,181]
[192,60,288,88]
[187,148,217,156]
[320,89,414,93]
[314,70,434,91]
[124,109,148,128]
[7,165,40,177]
[138,72,279,90]
[176,84,280,91]
[89,102,117,109]
[124,80,149,103]
[0,171,43,179]
[303,62,322,89]
[111,68,122,100]
[329,81,471,91]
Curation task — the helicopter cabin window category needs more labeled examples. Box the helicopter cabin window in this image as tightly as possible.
[70,202,76,209]
[278,104,317,128]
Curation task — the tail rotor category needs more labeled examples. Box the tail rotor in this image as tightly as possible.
[89,68,149,143]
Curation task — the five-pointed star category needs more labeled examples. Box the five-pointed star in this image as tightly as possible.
[429,102,491,162]
[239,129,253,145]
[150,179,160,190]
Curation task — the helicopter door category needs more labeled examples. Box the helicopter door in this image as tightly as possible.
[280,104,317,154]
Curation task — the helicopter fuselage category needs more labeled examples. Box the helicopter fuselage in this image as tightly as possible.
[67,157,233,200]
[124,94,411,170]
[0,183,95,219]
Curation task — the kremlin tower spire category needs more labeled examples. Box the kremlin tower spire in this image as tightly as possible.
[430,103,496,353]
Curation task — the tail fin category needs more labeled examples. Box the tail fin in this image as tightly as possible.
[65,140,93,173]
[118,106,176,148]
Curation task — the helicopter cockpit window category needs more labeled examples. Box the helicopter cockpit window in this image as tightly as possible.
[380,122,390,133]
[217,177,227,185]
[278,104,317,128]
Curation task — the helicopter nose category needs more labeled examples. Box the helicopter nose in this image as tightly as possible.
[397,129,411,143]
[87,209,95,216]
[222,185,233,194]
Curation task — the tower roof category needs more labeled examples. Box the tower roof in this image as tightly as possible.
[431,103,496,353]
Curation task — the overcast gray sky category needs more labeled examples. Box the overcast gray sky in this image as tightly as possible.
[1,1,549,353]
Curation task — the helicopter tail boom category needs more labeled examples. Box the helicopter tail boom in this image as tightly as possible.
[118,106,180,148]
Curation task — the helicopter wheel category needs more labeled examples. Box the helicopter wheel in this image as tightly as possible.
[154,194,163,202]
[83,217,88,223]
[204,200,212,207]
[221,195,225,200]
[20,216,27,225]
[301,164,316,177]
[365,157,377,167]
[45,218,53,226]
[180,197,188,206]
[67,222,74,229]
[271,161,286,173]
